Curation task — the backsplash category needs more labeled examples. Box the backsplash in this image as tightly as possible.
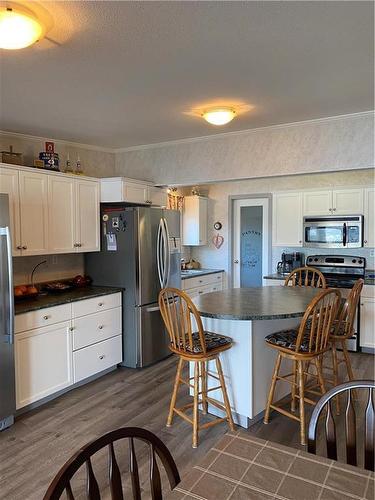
[13,254,84,286]
[271,247,374,273]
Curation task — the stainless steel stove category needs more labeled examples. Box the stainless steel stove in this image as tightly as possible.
[306,254,366,351]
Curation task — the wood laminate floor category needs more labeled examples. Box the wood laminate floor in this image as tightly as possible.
[0,352,373,499]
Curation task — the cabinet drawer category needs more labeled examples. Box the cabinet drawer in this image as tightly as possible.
[362,285,375,298]
[15,303,71,333]
[73,307,122,351]
[72,292,122,318]
[73,335,122,383]
[183,273,223,290]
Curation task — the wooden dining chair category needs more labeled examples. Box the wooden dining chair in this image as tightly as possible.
[43,427,181,499]
[284,266,327,288]
[159,287,235,448]
[328,279,364,389]
[264,288,341,445]
[308,380,375,471]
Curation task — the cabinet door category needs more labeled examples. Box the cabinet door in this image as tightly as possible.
[123,181,148,204]
[332,188,364,215]
[360,298,375,349]
[15,321,72,409]
[364,188,374,247]
[75,180,100,252]
[48,175,76,253]
[148,186,168,207]
[303,191,332,216]
[183,196,208,246]
[19,170,49,255]
[0,167,21,255]
[273,192,303,246]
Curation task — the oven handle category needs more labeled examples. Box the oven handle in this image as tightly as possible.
[343,223,347,247]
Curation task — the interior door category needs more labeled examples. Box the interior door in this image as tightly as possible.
[48,175,76,253]
[233,198,269,288]
[0,168,21,255]
[19,170,49,255]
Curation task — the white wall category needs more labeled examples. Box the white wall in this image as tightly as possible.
[115,112,374,185]
[0,133,115,178]
[182,169,375,286]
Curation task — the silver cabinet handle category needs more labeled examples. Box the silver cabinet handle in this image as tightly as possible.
[98,325,104,330]
[198,291,203,294]
[364,240,368,244]
[69,327,74,332]
[43,315,50,320]
[199,280,203,283]
[332,208,336,211]
[99,354,105,360]
[22,245,27,250]
[16,245,22,250]
[98,302,104,307]
[234,260,239,264]
[78,243,82,247]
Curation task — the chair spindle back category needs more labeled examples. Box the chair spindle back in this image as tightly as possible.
[332,279,364,339]
[284,266,327,288]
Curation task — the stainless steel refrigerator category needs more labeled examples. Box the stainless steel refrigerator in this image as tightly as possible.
[85,206,181,368]
[0,194,16,430]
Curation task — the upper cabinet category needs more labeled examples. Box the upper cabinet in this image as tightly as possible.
[100,177,168,207]
[273,192,303,247]
[303,188,363,216]
[0,164,100,256]
[364,188,374,247]
[182,196,208,246]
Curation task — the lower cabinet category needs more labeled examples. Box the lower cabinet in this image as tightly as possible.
[15,321,72,409]
[360,287,375,349]
[182,272,223,298]
[14,293,123,409]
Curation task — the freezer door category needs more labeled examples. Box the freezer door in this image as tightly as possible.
[136,303,171,367]
[163,209,180,238]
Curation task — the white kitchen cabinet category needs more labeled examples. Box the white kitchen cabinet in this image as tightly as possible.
[100,177,167,206]
[182,272,223,298]
[48,176,76,253]
[360,297,375,349]
[263,278,283,286]
[0,166,22,255]
[364,188,374,247]
[302,188,364,216]
[19,170,49,256]
[75,179,100,252]
[273,192,303,246]
[72,307,122,351]
[182,196,208,246]
[15,321,72,409]
[303,191,332,216]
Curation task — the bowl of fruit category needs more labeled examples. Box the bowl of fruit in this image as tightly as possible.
[14,284,39,301]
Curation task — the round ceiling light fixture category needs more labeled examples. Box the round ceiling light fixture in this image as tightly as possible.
[0,6,45,49]
[202,107,236,126]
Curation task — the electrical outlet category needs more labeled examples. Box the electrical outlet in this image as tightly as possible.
[370,249,375,258]
[52,255,58,265]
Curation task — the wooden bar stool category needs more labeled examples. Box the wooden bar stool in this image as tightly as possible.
[263,288,341,445]
[159,287,235,448]
[326,279,364,389]
[284,266,327,288]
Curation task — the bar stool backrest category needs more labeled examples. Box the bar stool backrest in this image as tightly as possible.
[332,279,364,339]
[296,288,341,354]
[284,266,327,288]
[159,287,207,356]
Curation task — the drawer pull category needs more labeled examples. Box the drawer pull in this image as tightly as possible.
[43,315,50,320]
[98,302,104,307]
[99,354,105,360]
[198,291,203,294]
[69,327,74,332]
[199,280,203,283]
[98,325,104,330]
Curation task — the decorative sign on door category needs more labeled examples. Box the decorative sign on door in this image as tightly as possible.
[240,206,263,287]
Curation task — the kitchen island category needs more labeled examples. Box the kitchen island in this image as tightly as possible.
[192,286,322,428]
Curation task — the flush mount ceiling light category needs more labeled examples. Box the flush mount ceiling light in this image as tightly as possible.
[202,107,236,126]
[0,6,45,49]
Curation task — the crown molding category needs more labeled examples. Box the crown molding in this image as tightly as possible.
[114,110,374,153]
[0,130,115,154]
[1,110,373,154]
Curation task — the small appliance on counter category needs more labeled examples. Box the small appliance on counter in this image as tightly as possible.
[277,252,303,275]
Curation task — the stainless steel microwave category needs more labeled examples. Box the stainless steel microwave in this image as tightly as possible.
[303,215,363,248]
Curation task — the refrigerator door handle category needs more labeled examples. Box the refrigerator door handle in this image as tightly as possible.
[0,226,14,344]
[160,218,168,288]
[163,217,171,287]
[156,219,164,288]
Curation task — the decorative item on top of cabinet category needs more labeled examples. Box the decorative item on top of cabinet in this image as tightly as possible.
[100,177,168,206]
[182,195,208,246]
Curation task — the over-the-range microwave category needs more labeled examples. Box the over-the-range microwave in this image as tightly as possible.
[303,215,364,248]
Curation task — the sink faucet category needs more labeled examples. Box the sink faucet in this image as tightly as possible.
[30,260,47,287]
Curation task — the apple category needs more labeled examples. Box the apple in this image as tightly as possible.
[26,286,38,295]
[14,287,24,296]
[19,285,27,293]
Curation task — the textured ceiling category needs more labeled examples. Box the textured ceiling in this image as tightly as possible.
[0,1,373,148]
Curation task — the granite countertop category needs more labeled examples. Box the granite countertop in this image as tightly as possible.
[264,272,375,285]
[181,268,224,280]
[193,286,323,321]
[15,286,123,315]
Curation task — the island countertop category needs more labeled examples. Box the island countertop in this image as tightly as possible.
[193,286,323,321]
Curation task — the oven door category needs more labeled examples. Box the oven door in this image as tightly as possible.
[303,216,363,248]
